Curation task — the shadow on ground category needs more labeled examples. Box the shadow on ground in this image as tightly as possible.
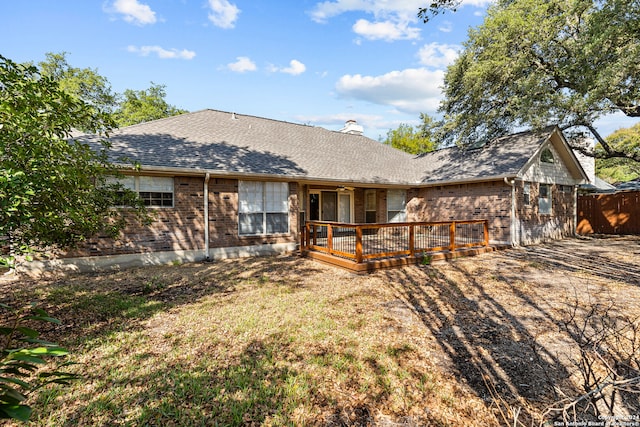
[0,255,324,346]
[379,236,640,422]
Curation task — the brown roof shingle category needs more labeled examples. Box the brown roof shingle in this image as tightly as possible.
[412,127,557,184]
[85,109,563,186]
[97,109,418,184]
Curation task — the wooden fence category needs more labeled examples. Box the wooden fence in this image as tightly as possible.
[577,191,640,235]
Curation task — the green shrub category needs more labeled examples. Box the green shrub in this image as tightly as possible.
[0,303,79,421]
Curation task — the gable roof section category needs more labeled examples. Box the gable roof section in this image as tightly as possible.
[411,126,586,185]
[91,109,417,185]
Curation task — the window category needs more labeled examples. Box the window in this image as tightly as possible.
[540,148,554,163]
[365,190,377,223]
[523,182,531,206]
[539,184,552,215]
[338,192,352,223]
[108,175,174,207]
[387,190,407,222]
[138,176,174,207]
[239,181,289,235]
[561,185,572,194]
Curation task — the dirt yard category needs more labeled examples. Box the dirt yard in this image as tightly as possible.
[1,236,639,426]
[378,235,640,422]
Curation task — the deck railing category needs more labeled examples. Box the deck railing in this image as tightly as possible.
[302,220,489,264]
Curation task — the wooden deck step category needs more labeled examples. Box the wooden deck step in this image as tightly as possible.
[302,245,508,273]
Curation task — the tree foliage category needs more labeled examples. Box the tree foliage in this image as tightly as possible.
[437,0,640,161]
[418,0,462,22]
[1,303,79,421]
[114,83,187,127]
[38,52,118,131]
[596,123,640,182]
[0,55,145,268]
[382,113,440,155]
[37,52,186,129]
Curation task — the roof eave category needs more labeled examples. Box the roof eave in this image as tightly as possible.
[415,175,518,187]
[113,163,419,187]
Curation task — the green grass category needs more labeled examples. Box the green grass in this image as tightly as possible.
[2,257,498,426]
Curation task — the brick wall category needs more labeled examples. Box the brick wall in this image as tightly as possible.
[66,177,298,258]
[208,178,298,249]
[354,188,365,223]
[67,176,206,257]
[515,181,575,244]
[407,181,513,244]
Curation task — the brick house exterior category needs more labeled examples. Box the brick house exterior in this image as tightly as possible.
[50,110,586,271]
[408,182,513,243]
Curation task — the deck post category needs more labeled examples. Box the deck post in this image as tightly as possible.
[449,221,456,252]
[312,224,317,246]
[355,225,363,263]
[327,224,333,254]
[483,220,489,247]
[304,223,309,249]
[409,224,415,257]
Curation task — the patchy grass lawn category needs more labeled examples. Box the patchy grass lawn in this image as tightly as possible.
[2,236,640,426]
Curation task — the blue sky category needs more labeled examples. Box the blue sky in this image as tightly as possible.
[2,0,635,140]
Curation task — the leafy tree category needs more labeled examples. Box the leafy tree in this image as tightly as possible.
[37,52,187,128]
[0,54,150,422]
[596,124,640,183]
[114,82,187,127]
[382,113,440,154]
[0,54,145,268]
[38,52,118,129]
[436,0,640,162]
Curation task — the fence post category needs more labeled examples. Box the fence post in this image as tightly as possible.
[327,224,333,254]
[483,220,489,247]
[409,224,415,257]
[449,221,456,252]
[355,225,363,264]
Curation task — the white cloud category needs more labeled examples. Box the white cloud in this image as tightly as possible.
[111,0,156,25]
[127,45,196,60]
[227,56,257,73]
[294,112,414,139]
[296,113,382,126]
[208,0,240,29]
[335,68,445,114]
[309,0,492,41]
[310,0,423,41]
[437,21,453,33]
[294,112,388,134]
[352,19,420,41]
[270,59,307,75]
[310,0,423,23]
[417,42,460,68]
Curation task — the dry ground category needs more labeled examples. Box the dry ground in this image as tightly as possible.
[1,236,640,426]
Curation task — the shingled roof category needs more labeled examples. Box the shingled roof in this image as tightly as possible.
[92,109,417,185]
[85,109,575,186]
[412,127,560,184]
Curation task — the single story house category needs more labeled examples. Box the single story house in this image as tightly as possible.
[53,109,587,271]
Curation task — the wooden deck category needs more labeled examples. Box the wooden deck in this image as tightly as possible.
[301,220,498,272]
